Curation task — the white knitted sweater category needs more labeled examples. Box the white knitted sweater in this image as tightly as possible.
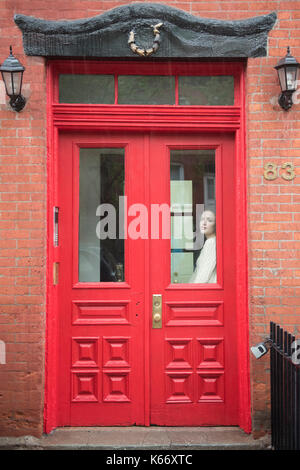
[189,236,216,283]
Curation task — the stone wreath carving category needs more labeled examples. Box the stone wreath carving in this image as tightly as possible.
[128,23,163,57]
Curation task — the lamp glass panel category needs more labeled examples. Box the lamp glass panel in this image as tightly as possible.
[277,67,287,91]
[286,66,298,90]
[296,66,300,85]
[1,71,13,95]
[11,71,22,96]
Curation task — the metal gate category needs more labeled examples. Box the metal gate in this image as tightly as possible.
[270,322,300,450]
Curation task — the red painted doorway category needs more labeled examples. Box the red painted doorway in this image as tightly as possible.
[56,130,238,427]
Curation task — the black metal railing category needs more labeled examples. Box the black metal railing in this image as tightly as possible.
[270,322,300,450]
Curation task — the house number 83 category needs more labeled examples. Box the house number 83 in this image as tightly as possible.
[264,162,296,181]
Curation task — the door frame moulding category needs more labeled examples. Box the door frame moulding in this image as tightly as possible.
[44,59,250,434]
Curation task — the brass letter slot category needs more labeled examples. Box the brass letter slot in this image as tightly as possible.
[152,294,162,329]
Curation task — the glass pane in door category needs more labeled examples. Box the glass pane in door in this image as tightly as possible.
[118,76,175,105]
[170,149,216,284]
[178,76,234,105]
[79,148,125,282]
[59,74,115,104]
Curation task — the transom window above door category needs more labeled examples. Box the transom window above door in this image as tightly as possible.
[58,73,234,106]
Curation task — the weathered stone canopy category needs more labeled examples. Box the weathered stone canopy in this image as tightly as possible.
[14,3,277,58]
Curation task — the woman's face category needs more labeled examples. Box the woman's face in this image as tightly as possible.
[200,211,216,238]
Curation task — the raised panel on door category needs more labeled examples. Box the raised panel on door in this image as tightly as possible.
[149,133,239,425]
[57,132,145,426]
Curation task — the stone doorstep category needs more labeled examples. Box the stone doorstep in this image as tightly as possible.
[0,427,271,450]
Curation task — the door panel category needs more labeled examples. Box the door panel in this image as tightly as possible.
[57,132,145,426]
[57,131,238,426]
[149,133,238,425]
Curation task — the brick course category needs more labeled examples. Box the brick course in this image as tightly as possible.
[0,0,299,437]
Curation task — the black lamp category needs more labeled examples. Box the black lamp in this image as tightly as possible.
[0,46,26,112]
[274,46,300,111]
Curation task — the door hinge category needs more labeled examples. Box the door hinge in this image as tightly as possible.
[53,206,59,247]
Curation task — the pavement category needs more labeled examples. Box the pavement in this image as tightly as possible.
[0,426,271,450]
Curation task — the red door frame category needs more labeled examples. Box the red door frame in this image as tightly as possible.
[45,60,250,433]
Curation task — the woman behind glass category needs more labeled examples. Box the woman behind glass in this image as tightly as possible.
[189,210,216,283]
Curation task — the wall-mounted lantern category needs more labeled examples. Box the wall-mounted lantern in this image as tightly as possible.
[274,46,300,111]
[0,46,26,112]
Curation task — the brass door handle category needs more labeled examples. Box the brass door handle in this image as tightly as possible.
[153,313,161,323]
[152,294,162,329]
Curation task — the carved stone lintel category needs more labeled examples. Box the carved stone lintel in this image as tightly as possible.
[14,3,277,58]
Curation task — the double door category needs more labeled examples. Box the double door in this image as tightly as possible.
[57,130,238,426]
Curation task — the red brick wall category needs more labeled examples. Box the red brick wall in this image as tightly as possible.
[0,0,299,437]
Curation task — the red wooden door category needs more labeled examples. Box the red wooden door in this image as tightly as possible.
[57,131,146,426]
[149,133,238,425]
[57,130,238,426]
